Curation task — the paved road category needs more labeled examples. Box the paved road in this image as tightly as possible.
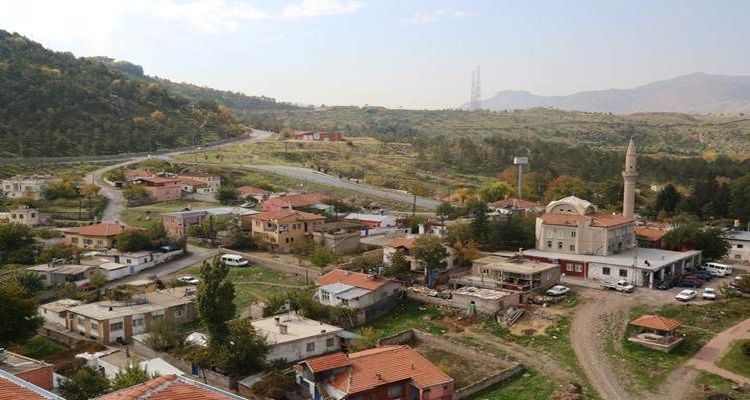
[104,246,218,289]
[243,164,441,210]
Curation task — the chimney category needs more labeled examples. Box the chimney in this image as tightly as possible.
[321,329,326,334]
[274,317,281,325]
[278,324,288,335]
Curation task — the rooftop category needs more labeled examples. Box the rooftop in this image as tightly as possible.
[630,315,682,332]
[63,223,128,237]
[249,209,325,222]
[386,237,416,250]
[28,264,92,275]
[473,255,559,275]
[0,351,50,376]
[724,230,750,242]
[237,185,271,196]
[522,247,702,271]
[251,313,343,345]
[39,298,82,313]
[0,370,63,400]
[261,193,328,210]
[163,207,257,218]
[541,212,635,228]
[318,269,393,291]
[178,171,219,178]
[344,213,393,222]
[452,286,514,300]
[490,197,543,210]
[138,177,180,185]
[67,286,196,320]
[635,225,670,241]
[94,374,244,400]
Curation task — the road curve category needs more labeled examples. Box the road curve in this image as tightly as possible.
[243,164,441,210]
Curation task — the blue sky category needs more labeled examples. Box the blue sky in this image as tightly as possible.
[2,0,749,108]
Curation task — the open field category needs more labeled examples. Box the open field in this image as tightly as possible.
[718,339,750,378]
[693,372,750,400]
[467,369,556,400]
[120,200,220,228]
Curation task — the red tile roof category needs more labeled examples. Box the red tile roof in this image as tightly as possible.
[0,375,52,400]
[138,177,180,185]
[237,186,271,196]
[303,352,351,373]
[326,346,452,395]
[317,269,392,291]
[249,210,325,222]
[629,315,682,332]
[63,223,127,237]
[635,226,669,241]
[491,197,542,209]
[386,237,416,250]
[261,193,327,211]
[541,213,634,228]
[95,375,239,400]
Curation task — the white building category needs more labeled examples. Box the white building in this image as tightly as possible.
[315,269,402,323]
[251,313,344,364]
[344,213,397,229]
[0,206,42,226]
[1,175,61,200]
[724,230,750,264]
[38,299,83,327]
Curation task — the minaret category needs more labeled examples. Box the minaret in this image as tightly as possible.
[622,138,638,218]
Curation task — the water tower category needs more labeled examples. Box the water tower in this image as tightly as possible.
[513,157,528,199]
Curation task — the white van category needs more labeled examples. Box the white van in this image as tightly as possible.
[221,254,249,267]
[701,262,733,277]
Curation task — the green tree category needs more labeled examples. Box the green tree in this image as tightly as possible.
[654,184,682,214]
[477,180,514,203]
[13,271,44,294]
[123,184,150,203]
[59,367,110,400]
[89,270,108,301]
[116,230,152,252]
[43,180,78,200]
[595,177,623,210]
[111,362,158,391]
[385,250,412,279]
[250,370,297,400]
[37,243,81,263]
[452,240,480,267]
[198,257,236,345]
[0,223,35,253]
[470,204,489,246]
[412,235,448,272]
[216,186,240,205]
[0,281,43,346]
[222,229,254,250]
[213,319,268,377]
[662,222,730,260]
[730,175,750,223]
[446,221,473,244]
[351,326,380,351]
[545,176,590,201]
[145,318,182,351]
[310,244,339,268]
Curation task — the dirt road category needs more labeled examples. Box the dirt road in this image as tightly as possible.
[687,317,750,384]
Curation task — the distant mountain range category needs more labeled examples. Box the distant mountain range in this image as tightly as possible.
[469,73,750,114]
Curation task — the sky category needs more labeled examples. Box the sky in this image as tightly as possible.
[2,0,750,109]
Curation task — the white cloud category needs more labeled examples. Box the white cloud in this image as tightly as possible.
[409,9,470,24]
[283,0,363,18]
[151,0,267,34]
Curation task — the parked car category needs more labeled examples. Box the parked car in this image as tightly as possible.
[601,280,635,293]
[701,262,733,277]
[177,276,200,285]
[656,279,674,290]
[221,254,249,267]
[702,288,718,300]
[675,289,697,302]
[676,276,704,288]
[546,285,571,296]
[690,271,713,281]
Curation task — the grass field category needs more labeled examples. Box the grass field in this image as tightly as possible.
[120,200,219,228]
[468,369,556,400]
[12,336,67,360]
[358,300,446,338]
[693,372,750,400]
[717,339,750,378]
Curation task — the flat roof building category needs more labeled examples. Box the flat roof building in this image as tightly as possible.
[451,254,561,292]
[251,313,345,364]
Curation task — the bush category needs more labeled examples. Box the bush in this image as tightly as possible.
[742,341,750,357]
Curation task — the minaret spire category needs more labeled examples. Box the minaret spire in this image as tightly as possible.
[622,138,638,218]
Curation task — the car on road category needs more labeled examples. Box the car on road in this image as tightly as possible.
[546,285,571,296]
[221,254,249,267]
[675,289,697,301]
[177,276,200,285]
[656,279,674,290]
[702,288,718,300]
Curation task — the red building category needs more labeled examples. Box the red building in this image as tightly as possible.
[292,131,343,141]
[297,346,454,400]
[0,351,54,391]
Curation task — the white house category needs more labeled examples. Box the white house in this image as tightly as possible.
[251,313,344,364]
[315,269,402,323]
[344,213,397,229]
[724,230,750,264]
[38,299,83,327]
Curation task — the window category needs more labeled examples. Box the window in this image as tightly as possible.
[569,244,575,252]
[84,239,93,245]
[737,244,744,249]
[71,237,79,244]
[388,384,404,398]
[321,291,330,301]
[566,264,575,272]
[546,241,552,249]
[174,309,184,319]
[77,316,85,325]
[91,321,98,330]
[306,342,315,352]
[110,322,124,331]
[153,314,164,321]
[571,231,576,237]
[619,269,628,278]
[557,242,563,250]
[133,318,144,327]
[602,267,611,275]
[326,338,335,347]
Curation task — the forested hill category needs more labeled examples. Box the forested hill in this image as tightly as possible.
[99,58,299,115]
[0,30,247,157]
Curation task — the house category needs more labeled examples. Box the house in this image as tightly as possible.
[38,299,83,327]
[122,169,154,182]
[489,197,544,214]
[93,374,245,400]
[450,286,520,315]
[62,222,128,250]
[0,206,41,226]
[27,263,93,287]
[177,177,211,194]
[311,222,362,254]
[0,368,64,400]
[237,185,272,203]
[248,209,326,252]
[292,131,343,141]
[723,230,750,264]
[75,250,180,282]
[260,193,328,211]
[316,269,402,323]
[0,350,55,391]
[1,175,61,200]
[451,254,560,292]
[296,345,454,400]
[133,177,182,202]
[59,286,197,344]
[251,313,345,364]
[627,315,684,352]
[162,207,258,238]
[344,213,397,229]
[383,236,456,272]
[635,223,671,249]
[176,172,221,192]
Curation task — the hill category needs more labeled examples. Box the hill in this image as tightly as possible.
[473,73,750,115]
[0,30,276,157]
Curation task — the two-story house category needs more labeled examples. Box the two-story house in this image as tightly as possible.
[248,209,325,252]
[316,269,402,323]
[133,177,182,202]
[1,175,61,200]
[62,222,128,250]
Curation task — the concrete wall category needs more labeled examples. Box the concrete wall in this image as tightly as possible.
[266,332,341,364]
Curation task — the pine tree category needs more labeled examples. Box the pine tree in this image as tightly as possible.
[197,257,236,345]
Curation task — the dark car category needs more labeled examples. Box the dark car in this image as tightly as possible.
[692,271,713,281]
[656,280,674,290]
[677,279,703,288]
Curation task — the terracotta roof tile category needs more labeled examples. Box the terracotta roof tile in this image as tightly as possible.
[317,269,392,291]
[63,223,127,237]
[327,346,453,395]
[303,352,351,373]
[95,375,241,400]
[0,376,51,400]
[261,193,327,211]
[249,210,325,222]
[629,315,682,331]
[386,238,416,250]
[635,226,669,241]
[237,186,271,196]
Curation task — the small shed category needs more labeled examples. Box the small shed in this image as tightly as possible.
[627,315,684,352]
